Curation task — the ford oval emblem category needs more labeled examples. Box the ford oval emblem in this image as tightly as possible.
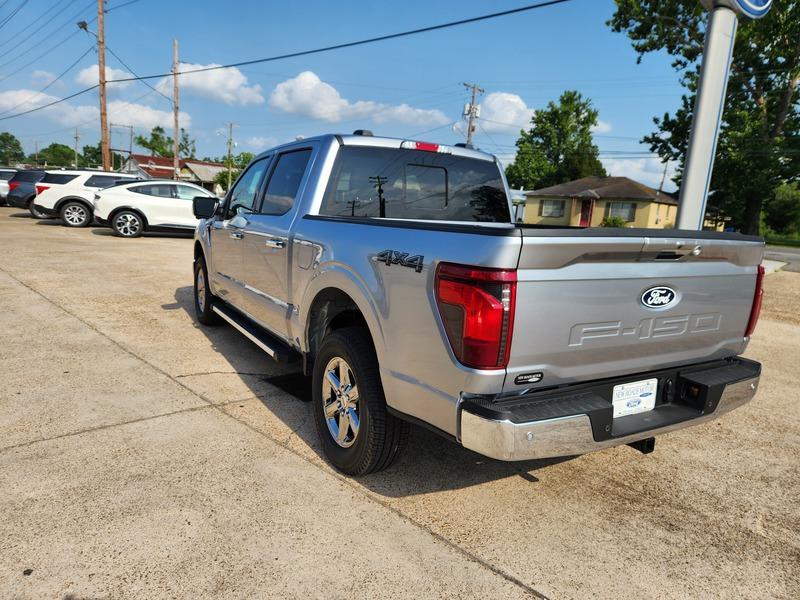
[641,286,678,309]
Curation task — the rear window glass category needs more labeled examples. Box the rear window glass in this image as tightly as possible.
[320,147,510,222]
[11,171,44,183]
[131,184,173,198]
[42,173,79,185]
[85,175,123,188]
[0,170,15,181]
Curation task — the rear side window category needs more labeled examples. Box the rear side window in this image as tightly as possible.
[42,173,79,185]
[11,171,44,183]
[131,184,174,198]
[259,149,312,215]
[85,175,123,188]
[320,147,509,222]
[175,185,208,200]
[0,171,15,181]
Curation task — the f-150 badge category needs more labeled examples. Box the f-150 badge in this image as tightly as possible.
[375,250,424,273]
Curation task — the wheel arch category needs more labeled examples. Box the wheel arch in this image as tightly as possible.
[108,205,149,229]
[55,196,93,213]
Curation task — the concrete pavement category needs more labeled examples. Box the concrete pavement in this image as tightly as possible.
[1,208,798,599]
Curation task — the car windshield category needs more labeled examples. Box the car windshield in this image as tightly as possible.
[320,146,510,222]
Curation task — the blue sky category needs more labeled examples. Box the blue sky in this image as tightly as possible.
[0,0,686,189]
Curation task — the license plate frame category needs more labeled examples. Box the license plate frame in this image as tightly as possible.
[612,378,658,418]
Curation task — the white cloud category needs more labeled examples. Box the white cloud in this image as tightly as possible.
[592,120,613,134]
[245,135,277,150]
[269,71,449,127]
[157,62,263,106]
[76,64,134,89]
[602,157,677,192]
[31,70,59,86]
[478,92,535,134]
[0,89,190,130]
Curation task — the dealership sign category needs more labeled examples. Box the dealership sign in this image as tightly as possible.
[700,0,772,18]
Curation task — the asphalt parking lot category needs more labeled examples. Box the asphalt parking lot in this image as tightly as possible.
[1,207,798,599]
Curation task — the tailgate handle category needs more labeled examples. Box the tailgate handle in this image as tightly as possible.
[655,251,686,260]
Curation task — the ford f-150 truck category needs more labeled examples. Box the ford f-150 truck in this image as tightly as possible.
[191,131,764,476]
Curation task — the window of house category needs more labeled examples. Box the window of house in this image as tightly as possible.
[538,199,565,218]
[259,149,312,215]
[608,201,637,222]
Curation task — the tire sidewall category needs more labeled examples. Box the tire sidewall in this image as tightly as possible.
[61,201,92,227]
[193,257,216,323]
[312,331,376,474]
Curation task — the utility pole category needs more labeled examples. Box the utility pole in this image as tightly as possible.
[656,160,669,199]
[96,0,110,171]
[73,128,80,168]
[225,122,235,189]
[34,141,39,167]
[172,39,180,180]
[462,82,484,146]
[110,123,134,171]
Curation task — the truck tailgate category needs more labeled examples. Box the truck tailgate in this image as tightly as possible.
[504,230,764,393]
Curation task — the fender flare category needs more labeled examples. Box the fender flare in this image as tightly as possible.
[55,196,93,214]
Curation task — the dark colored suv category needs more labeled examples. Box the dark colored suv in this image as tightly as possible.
[7,170,46,217]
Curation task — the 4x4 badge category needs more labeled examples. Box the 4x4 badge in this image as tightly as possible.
[375,250,424,273]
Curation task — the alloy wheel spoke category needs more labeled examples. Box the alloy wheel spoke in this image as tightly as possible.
[346,407,359,438]
[325,399,339,418]
[336,412,350,443]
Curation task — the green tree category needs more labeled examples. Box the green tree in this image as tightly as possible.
[0,132,25,165]
[135,126,196,158]
[609,1,800,234]
[764,183,800,235]
[211,152,256,192]
[32,143,75,167]
[505,90,607,190]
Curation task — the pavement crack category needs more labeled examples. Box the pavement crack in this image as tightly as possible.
[175,371,273,378]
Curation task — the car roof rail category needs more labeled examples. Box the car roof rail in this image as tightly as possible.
[352,129,373,136]
[454,142,475,149]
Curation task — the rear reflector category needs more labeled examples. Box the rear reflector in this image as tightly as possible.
[400,140,451,154]
[35,185,49,195]
[745,264,765,337]
[435,263,516,370]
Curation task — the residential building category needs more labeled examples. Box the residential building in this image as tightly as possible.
[123,154,226,195]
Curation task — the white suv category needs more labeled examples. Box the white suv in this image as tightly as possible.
[93,179,216,237]
[32,170,139,227]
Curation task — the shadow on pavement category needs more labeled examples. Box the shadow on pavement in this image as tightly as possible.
[92,228,193,239]
[173,285,573,495]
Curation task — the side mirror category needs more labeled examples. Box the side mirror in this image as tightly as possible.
[193,195,218,219]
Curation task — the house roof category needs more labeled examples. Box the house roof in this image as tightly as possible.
[526,176,678,205]
[129,154,226,183]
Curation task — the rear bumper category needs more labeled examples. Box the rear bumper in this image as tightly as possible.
[32,203,58,217]
[459,357,760,461]
[7,195,29,209]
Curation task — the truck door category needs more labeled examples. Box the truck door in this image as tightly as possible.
[208,157,271,307]
[237,147,314,341]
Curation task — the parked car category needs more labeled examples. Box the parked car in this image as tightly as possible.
[0,168,17,204]
[6,169,46,217]
[93,179,217,237]
[31,170,139,227]
[191,132,765,476]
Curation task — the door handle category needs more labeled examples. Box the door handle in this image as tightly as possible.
[265,238,286,249]
[229,231,244,240]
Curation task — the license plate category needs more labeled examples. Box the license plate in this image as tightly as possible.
[612,378,658,418]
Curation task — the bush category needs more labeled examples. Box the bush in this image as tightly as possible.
[764,183,800,235]
[601,215,628,228]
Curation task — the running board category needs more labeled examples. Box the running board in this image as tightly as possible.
[212,303,299,364]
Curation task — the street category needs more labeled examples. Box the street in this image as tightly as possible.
[765,245,800,272]
[0,207,798,599]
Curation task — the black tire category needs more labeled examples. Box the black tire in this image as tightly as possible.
[312,327,409,475]
[193,256,220,326]
[111,210,144,237]
[28,201,49,219]
[60,201,92,227]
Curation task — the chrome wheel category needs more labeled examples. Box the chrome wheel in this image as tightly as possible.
[196,268,206,312]
[322,357,360,448]
[115,212,141,236]
[63,204,88,226]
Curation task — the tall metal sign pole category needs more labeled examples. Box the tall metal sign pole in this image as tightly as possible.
[676,0,772,230]
[172,39,180,181]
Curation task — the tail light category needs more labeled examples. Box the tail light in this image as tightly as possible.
[8,181,20,192]
[744,264,765,337]
[35,185,49,195]
[435,263,516,370]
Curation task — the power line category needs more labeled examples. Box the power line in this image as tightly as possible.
[0,0,75,51]
[0,46,94,117]
[0,0,31,33]
[104,44,172,102]
[0,0,575,122]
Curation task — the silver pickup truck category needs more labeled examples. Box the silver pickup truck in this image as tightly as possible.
[191,131,764,475]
